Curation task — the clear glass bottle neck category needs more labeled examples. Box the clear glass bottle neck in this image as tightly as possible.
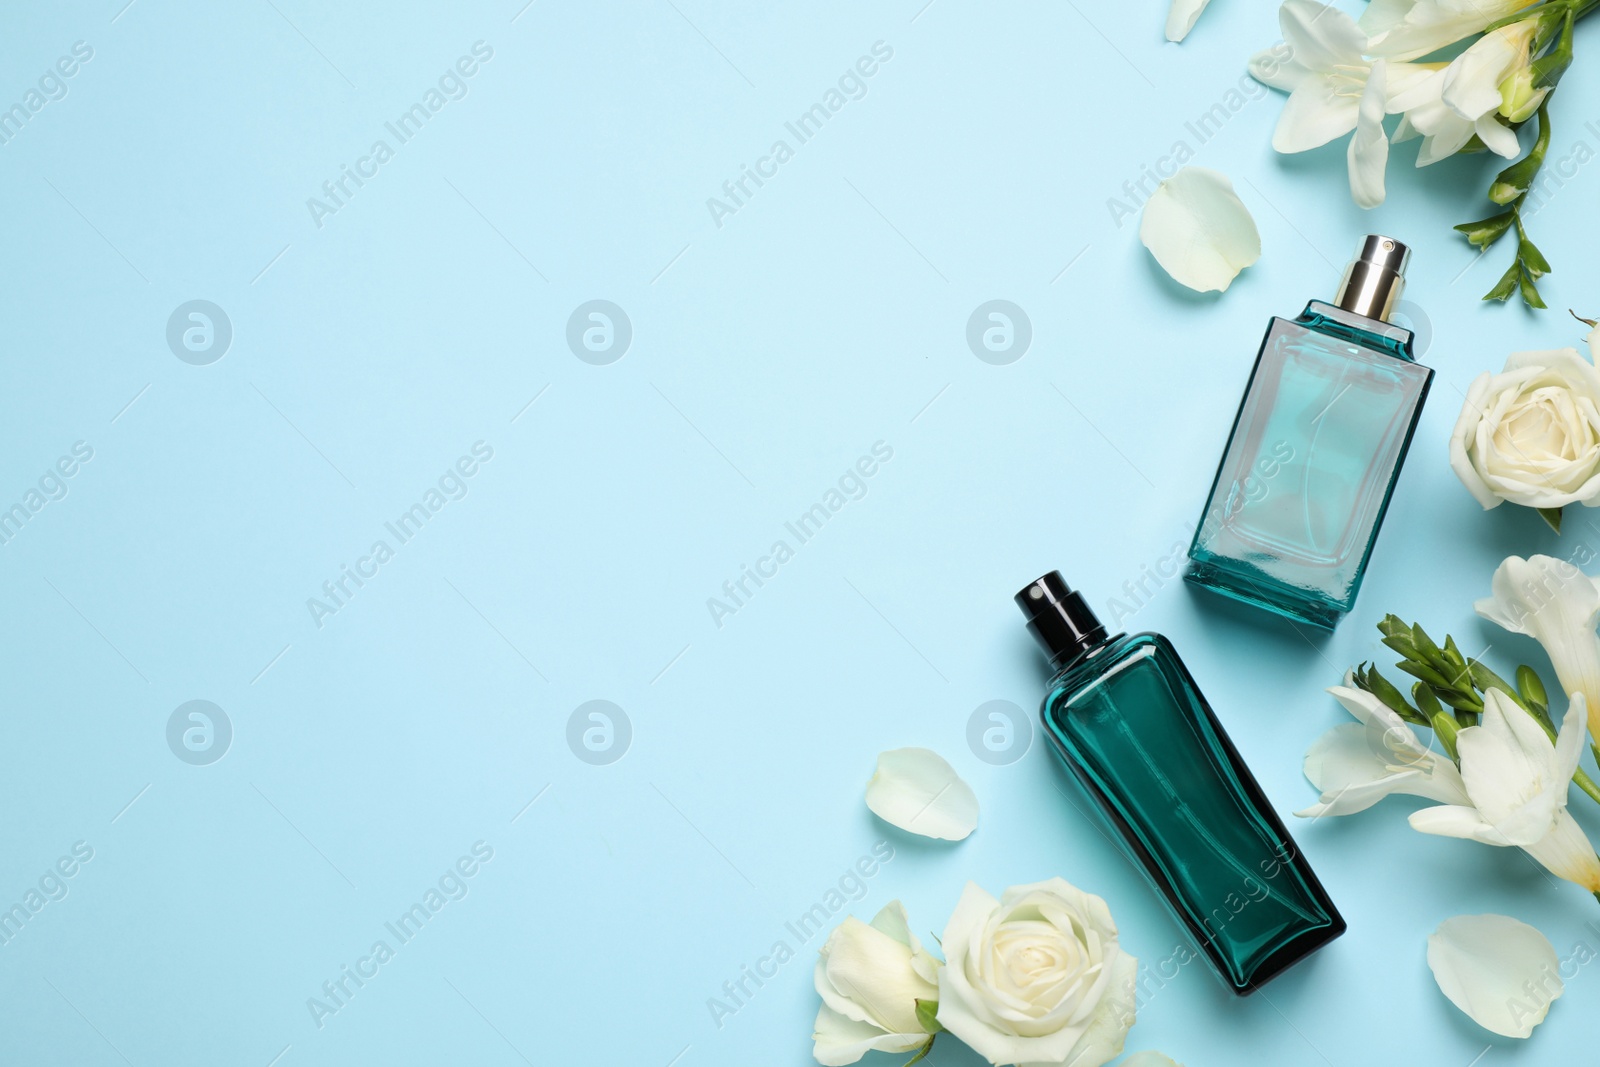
[1296,300,1417,362]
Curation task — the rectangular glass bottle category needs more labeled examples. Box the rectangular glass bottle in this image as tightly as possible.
[1186,236,1432,629]
[1018,573,1345,993]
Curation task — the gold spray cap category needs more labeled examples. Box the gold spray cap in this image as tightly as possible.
[1334,234,1409,323]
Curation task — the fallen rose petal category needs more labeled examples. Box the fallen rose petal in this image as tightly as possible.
[865,747,978,841]
[1139,167,1261,293]
[1165,0,1213,42]
[1427,914,1562,1038]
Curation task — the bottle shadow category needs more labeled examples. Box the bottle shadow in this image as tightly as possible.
[1179,579,1337,663]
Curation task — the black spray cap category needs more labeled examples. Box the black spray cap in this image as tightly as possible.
[1015,572,1107,668]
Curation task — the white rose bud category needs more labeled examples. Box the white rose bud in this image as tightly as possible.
[1449,347,1600,511]
[936,879,1138,1067]
[812,900,941,1066]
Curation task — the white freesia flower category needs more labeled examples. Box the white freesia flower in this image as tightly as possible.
[1138,167,1260,293]
[1408,690,1600,892]
[1298,685,1469,817]
[937,879,1138,1067]
[1249,0,1371,151]
[1247,1,1431,205]
[1363,0,1539,61]
[865,748,978,841]
[1389,21,1536,166]
[1427,914,1563,1038]
[812,900,941,1065]
[1476,554,1600,743]
[1389,69,1517,165]
[1165,0,1213,42]
[1444,21,1540,120]
[1449,349,1600,510]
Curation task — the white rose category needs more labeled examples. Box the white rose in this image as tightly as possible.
[936,879,1138,1067]
[812,900,941,1066]
[1450,347,1600,511]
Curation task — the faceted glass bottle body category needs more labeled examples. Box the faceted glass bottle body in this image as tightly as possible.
[1040,631,1344,993]
[1186,301,1433,628]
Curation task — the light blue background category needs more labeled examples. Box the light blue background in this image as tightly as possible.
[3,1,1599,1064]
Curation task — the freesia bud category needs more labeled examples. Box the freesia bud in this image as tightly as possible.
[1497,66,1547,122]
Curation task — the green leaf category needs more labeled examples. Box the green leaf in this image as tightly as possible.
[914,999,942,1034]
[1520,235,1553,279]
[1483,260,1522,302]
[1443,635,1467,670]
[902,1036,937,1067]
[1454,211,1517,249]
[1519,265,1549,309]
[1517,664,1549,710]
[1538,506,1563,532]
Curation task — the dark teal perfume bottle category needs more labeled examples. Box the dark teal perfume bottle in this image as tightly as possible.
[1016,572,1344,993]
[1185,234,1432,629]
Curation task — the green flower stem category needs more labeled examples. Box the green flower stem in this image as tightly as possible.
[1484,0,1600,35]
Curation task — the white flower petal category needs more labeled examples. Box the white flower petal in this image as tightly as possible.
[1056,951,1139,1067]
[1165,0,1212,41]
[822,916,938,1034]
[1348,61,1390,208]
[1279,0,1367,71]
[1427,914,1562,1038]
[1299,687,1470,817]
[865,747,978,841]
[1475,114,1521,158]
[1553,694,1588,784]
[812,1004,928,1066]
[1365,0,1532,61]
[1408,803,1505,844]
[1138,167,1261,293]
[1383,59,1437,105]
[1248,43,1310,92]
[1475,555,1600,742]
[1273,80,1360,152]
[1521,808,1600,889]
[1441,25,1526,120]
[1450,371,1507,509]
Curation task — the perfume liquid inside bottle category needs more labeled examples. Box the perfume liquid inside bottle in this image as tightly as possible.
[1017,573,1344,993]
[1186,235,1432,629]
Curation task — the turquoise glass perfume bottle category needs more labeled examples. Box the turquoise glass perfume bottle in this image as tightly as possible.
[1017,573,1344,993]
[1186,235,1432,629]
